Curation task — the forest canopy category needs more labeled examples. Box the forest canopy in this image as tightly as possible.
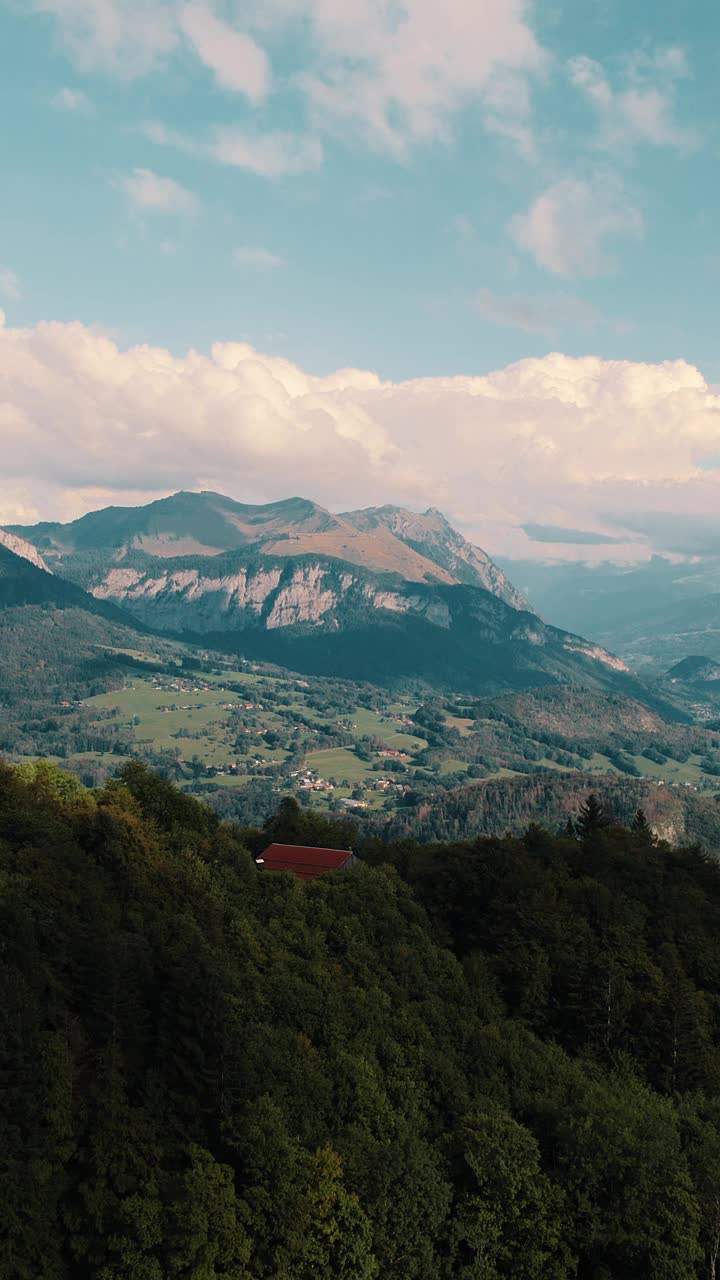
[3,761,720,1278]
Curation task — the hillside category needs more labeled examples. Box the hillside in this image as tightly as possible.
[380,769,720,847]
[3,761,720,1278]
[80,553,650,697]
[0,541,148,631]
[668,656,720,682]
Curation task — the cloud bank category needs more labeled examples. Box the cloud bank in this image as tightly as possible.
[2,316,720,561]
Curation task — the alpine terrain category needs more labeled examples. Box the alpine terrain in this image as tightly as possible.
[9,491,646,696]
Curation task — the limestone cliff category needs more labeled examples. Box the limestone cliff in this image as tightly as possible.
[89,557,454,636]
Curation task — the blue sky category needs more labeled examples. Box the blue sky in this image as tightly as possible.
[2,0,720,564]
[1,0,716,378]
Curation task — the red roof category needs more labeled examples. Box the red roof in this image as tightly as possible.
[259,843,355,881]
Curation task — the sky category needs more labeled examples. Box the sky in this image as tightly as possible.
[2,0,720,561]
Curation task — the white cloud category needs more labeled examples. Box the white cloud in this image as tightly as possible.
[289,0,546,155]
[234,246,286,268]
[208,128,323,176]
[475,288,600,335]
[118,167,198,212]
[4,318,720,560]
[144,120,323,177]
[179,4,269,101]
[509,176,643,277]
[0,269,21,301]
[32,0,177,76]
[568,47,698,151]
[50,86,93,112]
[31,0,546,159]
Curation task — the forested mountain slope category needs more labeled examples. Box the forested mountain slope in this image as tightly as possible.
[3,763,720,1278]
[379,769,720,848]
[0,541,142,629]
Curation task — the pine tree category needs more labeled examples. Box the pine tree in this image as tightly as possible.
[577,793,610,839]
[631,808,655,843]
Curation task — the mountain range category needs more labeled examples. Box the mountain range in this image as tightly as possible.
[3,491,659,700]
[11,490,527,605]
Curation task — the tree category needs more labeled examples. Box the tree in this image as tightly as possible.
[162,1145,252,1279]
[276,1147,378,1280]
[576,793,611,839]
[631,807,656,843]
[448,1102,571,1278]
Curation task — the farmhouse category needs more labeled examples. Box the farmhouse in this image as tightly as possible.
[257,843,358,882]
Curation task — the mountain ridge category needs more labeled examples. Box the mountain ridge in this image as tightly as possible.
[11,489,526,606]
[9,490,682,707]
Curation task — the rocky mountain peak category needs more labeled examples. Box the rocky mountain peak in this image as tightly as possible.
[341,502,529,610]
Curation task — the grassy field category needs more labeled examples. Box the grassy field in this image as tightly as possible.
[439,757,471,776]
[62,648,720,811]
[305,747,373,783]
[80,669,428,790]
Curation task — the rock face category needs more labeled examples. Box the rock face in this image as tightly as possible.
[88,557,455,636]
[0,529,51,573]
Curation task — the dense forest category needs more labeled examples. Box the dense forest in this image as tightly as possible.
[4,762,720,1277]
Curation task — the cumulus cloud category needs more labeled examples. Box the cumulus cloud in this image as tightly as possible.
[568,46,698,151]
[234,246,286,269]
[179,4,269,101]
[475,288,600,335]
[3,320,720,560]
[50,86,93,112]
[509,176,643,277]
[118,167,197,213]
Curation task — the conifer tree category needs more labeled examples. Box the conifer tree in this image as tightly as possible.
[576,793,610,839]
[631,808,655,843]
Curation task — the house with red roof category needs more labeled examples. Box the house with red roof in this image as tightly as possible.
[257,843,358,882]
